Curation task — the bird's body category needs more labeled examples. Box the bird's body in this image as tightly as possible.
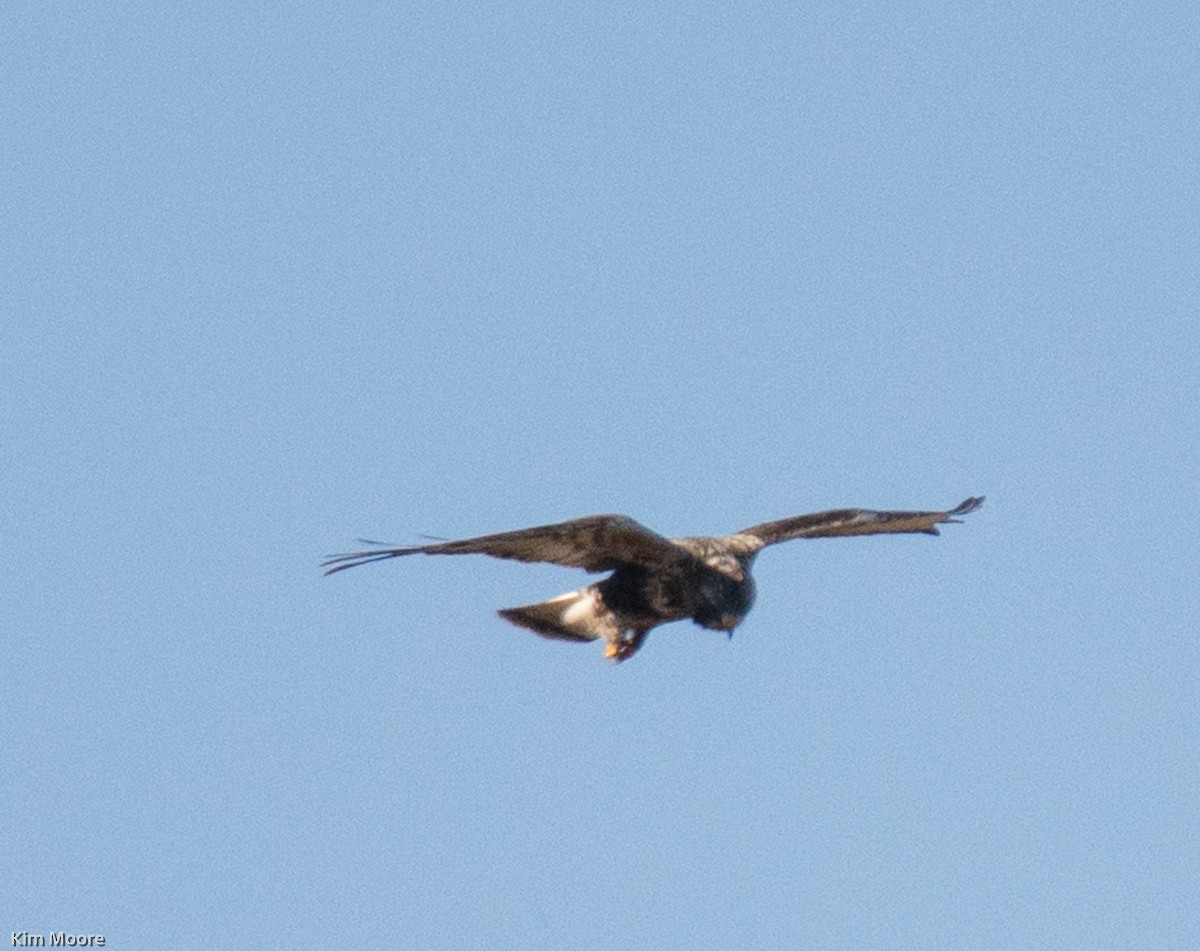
[324,497,983,663]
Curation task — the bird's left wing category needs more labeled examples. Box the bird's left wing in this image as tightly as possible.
[737,496,984,548]
[323,514,700,576]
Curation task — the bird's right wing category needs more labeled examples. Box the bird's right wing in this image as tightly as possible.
[737,496,984,548]
[322,514,699,576]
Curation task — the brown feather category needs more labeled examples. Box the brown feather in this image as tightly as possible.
[322,514,701,575]
[737,497,985,547]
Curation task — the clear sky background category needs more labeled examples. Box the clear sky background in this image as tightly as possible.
[4,2,1197,949]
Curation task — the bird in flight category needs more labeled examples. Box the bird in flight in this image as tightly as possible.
[324,497,984,663]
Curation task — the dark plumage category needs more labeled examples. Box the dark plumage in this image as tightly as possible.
[324,497,984,663]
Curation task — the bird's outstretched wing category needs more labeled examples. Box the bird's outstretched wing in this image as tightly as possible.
[737,496,984,548]
[322,514,699,576]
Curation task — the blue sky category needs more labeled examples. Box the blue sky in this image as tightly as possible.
[4,2,1197,948]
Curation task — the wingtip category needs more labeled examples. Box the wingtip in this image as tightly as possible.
[321,557,367,576]
[949,496,985,517]
[321,546,415,576]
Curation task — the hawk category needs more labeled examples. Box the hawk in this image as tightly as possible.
[324,497,984,663]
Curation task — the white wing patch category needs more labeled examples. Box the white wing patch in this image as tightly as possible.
[560,590,597,626]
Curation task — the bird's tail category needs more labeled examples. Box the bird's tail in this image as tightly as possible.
[497,588,611,644]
